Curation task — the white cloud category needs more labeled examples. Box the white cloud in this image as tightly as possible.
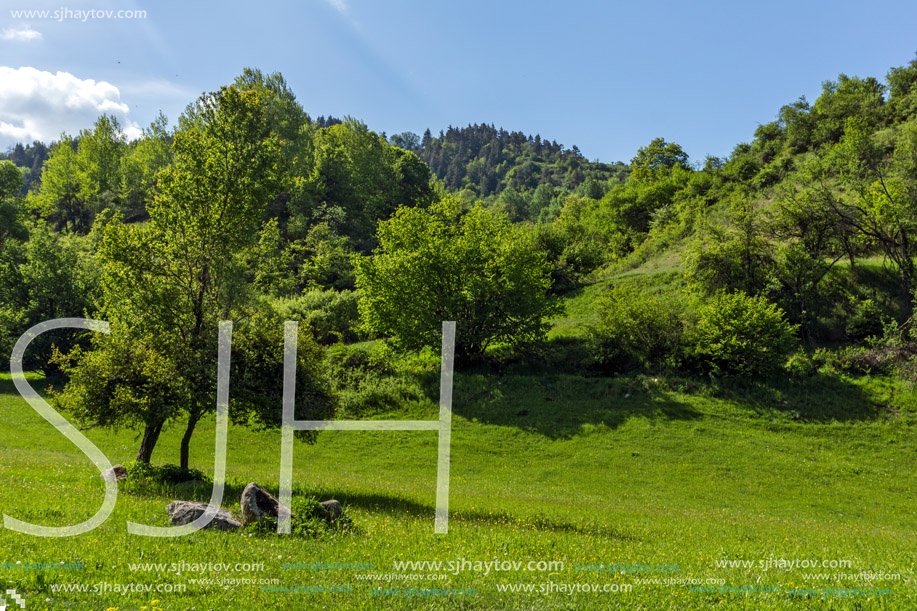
[0,67,143,148]
[321,0,362,30]
[1,26,43,42]
[323,0,348,15]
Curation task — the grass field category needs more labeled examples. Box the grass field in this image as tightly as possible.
[1,271,916,610]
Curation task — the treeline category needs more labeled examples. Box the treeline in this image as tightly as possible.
[1,141,49,193]
[393,123,629,218]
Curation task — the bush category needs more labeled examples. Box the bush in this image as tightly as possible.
[124,461,210,485]
[689,291,797,377]
[243,496,355,537]
[273,290,362,345]
[325,346,430,418]
[356,197,561,361]
[531,213,606,294]
[845,298,885,341]
[785,352,820,378]
[588,284,686,373]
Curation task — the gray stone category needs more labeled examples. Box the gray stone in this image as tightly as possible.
[166,501,241,531]
[240,482,292,526]
[101,464,128,482]
[319,500,343,522]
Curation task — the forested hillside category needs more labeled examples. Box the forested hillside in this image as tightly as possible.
[2,57,917,471]
[402,124,629,217]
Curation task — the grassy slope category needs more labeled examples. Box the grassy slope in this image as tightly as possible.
[1,266,916,610]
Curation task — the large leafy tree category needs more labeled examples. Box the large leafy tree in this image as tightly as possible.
[356,197,561,361]
[119,113,173,218]
[56,85,331,468]
[630,138,690,182]
[826,117,917,310]
[30,116,128,233]
[0,161,26,249]
[30,136,86,232]
[300,119,434,248]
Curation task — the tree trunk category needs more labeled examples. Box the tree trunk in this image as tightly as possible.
[136,420,164,463]
[179,411,202,472]
[899,230,914,318]
[842,235,857,274]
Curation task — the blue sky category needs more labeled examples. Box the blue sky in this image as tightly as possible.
[1,0,916,163]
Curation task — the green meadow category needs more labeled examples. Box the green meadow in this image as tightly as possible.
[1,271,915,611]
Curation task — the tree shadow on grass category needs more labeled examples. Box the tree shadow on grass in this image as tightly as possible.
[122,478,251,505]
[704,372,883,423]
[123,480,638,541]
[448,370,702,440]
[300,489,639,541]
[409,333,883,436]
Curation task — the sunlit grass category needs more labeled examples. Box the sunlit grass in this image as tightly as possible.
[1,360,915,609]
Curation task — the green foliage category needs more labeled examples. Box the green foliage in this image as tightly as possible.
[0,307,26,371]
[0,160,23,199]
[531,199,607,293]
[0,224,98,372]
[784,351,820,378]
[325,345,431,418]
[123,460,210,486]
[417,123,628,204]
[29,115,172,230]
[887,54,917,122]
[296,119,434,249]
[233,68,310,149]
[561,142,700,262]
[228,307,335,440]
[243,496,354,537]
[272,289,362,345]
[0,161,27,248]
[689,291,797,377]
[825,116,917,307]
[119,113,173,218]
[52,332,189,432]
[356,197,562,361]
[29,116,130,232]
[495,186,530,222]
[29,136,87,232]
[685,199,774,296]
[294,223,357,291]
[58,85,292,467]
[630,137,690,182]
[588,284,686,373]
[845,298,885,341]
[0,141,49,192]
[811,74,886,146]
[251,219,358,296]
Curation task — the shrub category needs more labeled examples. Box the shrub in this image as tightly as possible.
[588,284,686,373]
[355,197,561,361]
[273,290,362,345]
[124,461,209,485]
[325,346,430,418]
[531,212,606,294]
[689,291,797,377]
[785,352,820,378]
[845,298,885,341]
[243,496,354,537]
